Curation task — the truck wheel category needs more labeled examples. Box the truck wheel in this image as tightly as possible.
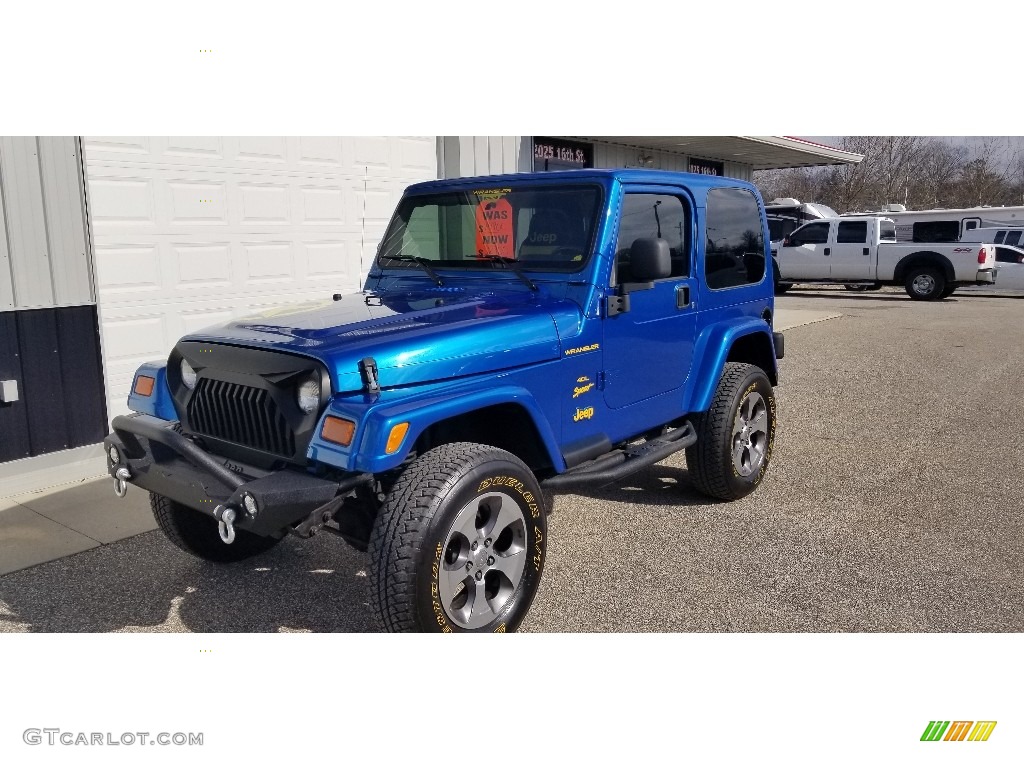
[685,363,776,501]
[905,267,945,300]
[941,285,957,298]
[369,442,547,633]
[150,493,282,563]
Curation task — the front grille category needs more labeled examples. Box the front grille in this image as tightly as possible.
[187,379,296,457]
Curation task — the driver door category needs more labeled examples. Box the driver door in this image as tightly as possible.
[602,186,696,415]
[780,220,832,279]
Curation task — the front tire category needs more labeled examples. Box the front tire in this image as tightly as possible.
[369,443,547,633]
[941,285,957,298]
[905,266,945,300]
[150,493,282,563]
[686,363,776,501]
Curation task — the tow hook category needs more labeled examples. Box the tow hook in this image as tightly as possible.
[113,467,131,498]
[214,505,237,545]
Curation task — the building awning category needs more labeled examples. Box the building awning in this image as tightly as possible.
[578,136,862,170]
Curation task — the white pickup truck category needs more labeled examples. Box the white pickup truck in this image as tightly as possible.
[774,216,998,300]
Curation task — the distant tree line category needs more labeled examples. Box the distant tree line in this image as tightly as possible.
[754,137,1024,213]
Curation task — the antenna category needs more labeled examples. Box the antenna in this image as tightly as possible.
[360,165,367,288]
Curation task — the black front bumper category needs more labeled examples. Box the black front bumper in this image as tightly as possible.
[104,414,368,537]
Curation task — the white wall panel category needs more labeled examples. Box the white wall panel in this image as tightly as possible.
[37,137,93,306]
[1,137,54,308]
[0,176,14,309]
[84,136,437,419]
[440,136,530,178]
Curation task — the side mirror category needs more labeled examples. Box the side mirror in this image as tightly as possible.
[629,238,671,281]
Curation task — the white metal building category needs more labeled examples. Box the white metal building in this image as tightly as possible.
[0,135,860,492]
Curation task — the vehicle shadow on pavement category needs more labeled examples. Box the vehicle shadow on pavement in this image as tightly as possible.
[554,463,722,508]
[0,531,377,633]
[781,291,914,302]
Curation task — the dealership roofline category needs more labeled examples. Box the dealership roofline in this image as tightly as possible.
[576,136,863,170]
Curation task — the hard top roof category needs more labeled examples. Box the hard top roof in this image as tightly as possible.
[404,168,758,195]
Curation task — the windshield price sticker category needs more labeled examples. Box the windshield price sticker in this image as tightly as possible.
[475,198,515,259]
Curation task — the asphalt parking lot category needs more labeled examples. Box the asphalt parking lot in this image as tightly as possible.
[0,287,1021,633]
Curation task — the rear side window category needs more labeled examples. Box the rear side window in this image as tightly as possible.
[836,221,868,243]
[912,221,958,243]
[879,220,897,241]
[704,188,765,289]
[995,231,1006,244]
[789,222,830,245]
[1004,231,1022,247]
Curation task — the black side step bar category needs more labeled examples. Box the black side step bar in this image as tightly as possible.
[541,422,697,490]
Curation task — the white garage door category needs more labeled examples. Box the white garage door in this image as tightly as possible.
[84,136,437,419]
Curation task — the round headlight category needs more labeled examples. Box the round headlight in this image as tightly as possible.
[297,375,320,414]
[180,359,197,390]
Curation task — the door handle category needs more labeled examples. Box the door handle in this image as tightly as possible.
[676,285,690,308]
[863,247,869,256]
[824,247,831,256]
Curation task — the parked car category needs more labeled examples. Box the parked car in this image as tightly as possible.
[103,168,785,633]
[774,216,997,299]
[958,244,1024,293]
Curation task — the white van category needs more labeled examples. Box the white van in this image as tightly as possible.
[958,226,1024,247]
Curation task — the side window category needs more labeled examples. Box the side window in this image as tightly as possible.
[789,222,830,246]
[614,193,689,283]
[912,221,958,243]
[1004,231,1022,247]
[705,187,765,290]
[995,247,1022,264]
[879,220,897,241]
[836,221,868,244]
[995,231,1006,244]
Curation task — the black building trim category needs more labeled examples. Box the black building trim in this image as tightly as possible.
[0,305,107,463]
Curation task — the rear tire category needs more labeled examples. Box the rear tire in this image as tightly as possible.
[905,266,946,300]
[686,363,776,501]
[941,285,957,298]
[150,493,282,563]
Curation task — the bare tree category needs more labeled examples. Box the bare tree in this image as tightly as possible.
[754,137,1024,213]
[908,139,965,209]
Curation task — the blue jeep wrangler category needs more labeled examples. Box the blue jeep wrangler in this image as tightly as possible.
[104,169,784,633]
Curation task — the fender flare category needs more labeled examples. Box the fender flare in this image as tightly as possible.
[892,251,955,283]
[311,384,564,474]
[683,319,778,414]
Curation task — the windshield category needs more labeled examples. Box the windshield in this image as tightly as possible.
[376,184,602,272]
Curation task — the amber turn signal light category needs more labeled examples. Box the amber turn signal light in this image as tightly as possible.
[321,416,356,446]
[385,422,410,454]
[133,375,155,397]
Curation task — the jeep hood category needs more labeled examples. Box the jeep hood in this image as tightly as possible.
[181,288,570,392]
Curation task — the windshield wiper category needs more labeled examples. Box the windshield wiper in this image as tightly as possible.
[382,255,444,286]
[478,256,539,292]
